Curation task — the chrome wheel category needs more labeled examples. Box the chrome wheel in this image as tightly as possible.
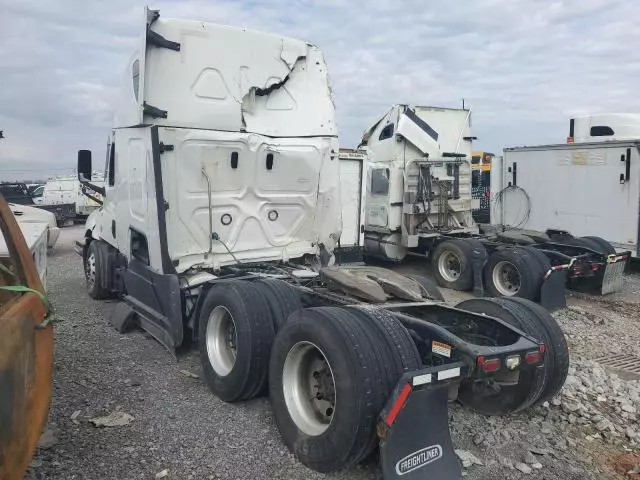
[86,251,96,289]
[282,342,336,436]
[206,306,237,376]
[492,260,521,296]
[437,250,462,282]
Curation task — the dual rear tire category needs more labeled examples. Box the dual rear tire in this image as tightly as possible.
[197,278,569,471]
[431,239,548,301]
[431,235,616,300]
[197,280,421,472]
[269,307,420,472]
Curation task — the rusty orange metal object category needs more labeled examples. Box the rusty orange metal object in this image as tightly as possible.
[0,194,52,480]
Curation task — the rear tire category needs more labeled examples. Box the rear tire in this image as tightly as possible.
[483,247,544,300]
[455,297,567,414]
[455,298,546,415]
[269,307,390,472]
[581,236,616,255]
[198,281,274,402]
[345,307,422,459]
[85,240,113,300]
[500,297,569,402]
[431,239,475,291]
[403,274,445,301]
[253,278,303,331]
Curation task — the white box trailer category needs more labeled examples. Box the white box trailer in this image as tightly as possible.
[492,141,640,257]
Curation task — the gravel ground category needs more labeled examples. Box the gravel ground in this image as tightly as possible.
[27,226,640,479]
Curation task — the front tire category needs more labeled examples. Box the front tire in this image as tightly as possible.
[85,240,113,300]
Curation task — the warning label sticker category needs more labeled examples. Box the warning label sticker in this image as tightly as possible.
[432,340,451,358]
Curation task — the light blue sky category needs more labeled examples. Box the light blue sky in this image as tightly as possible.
[1,0,639,180]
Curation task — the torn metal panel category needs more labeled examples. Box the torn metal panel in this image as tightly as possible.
[241,47,336,137]
[114,13,336,138]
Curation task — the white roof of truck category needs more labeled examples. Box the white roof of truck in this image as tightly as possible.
[114,10,336,137]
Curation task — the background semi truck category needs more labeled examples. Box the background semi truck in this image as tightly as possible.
[75,9,568,480]
[358,105,628,308]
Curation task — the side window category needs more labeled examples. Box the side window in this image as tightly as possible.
[370,168,390,196]
[446,164,453,176]
[471,155,481,165]
[590,126,614,137]
[130,228,149,265]
[132,59,140,102]
[108,142,116,187]
[378,123,394,141]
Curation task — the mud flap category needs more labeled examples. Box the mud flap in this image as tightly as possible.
[109,301,137,333]
[539,268,567,311]
[379,363,466,479]
[601,254,628,295]
[471,247,486,297]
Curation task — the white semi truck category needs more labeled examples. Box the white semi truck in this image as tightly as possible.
[76,9,568,480]
[358,105,629,309]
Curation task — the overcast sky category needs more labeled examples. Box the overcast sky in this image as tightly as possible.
[1,0,639,181]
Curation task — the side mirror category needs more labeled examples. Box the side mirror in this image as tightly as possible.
[78,150,92,181]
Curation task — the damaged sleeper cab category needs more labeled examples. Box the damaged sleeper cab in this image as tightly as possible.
[76,9,568,480]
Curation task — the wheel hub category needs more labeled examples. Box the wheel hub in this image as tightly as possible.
[492,261,521,296]
[282,342,336,436]
[438,251,462,282]
[206,306,237,376]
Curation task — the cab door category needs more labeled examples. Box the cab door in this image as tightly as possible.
[113,126,183,351]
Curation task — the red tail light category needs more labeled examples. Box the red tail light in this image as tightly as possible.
[525,351,541,364]
[539,343,546,354]
[477,356,500,373]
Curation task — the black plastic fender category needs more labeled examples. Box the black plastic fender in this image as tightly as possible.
[379,362,467,480]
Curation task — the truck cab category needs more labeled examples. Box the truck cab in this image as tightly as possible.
[78,9,340,349]
[361,105,477,261]
[569,113,640,143]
